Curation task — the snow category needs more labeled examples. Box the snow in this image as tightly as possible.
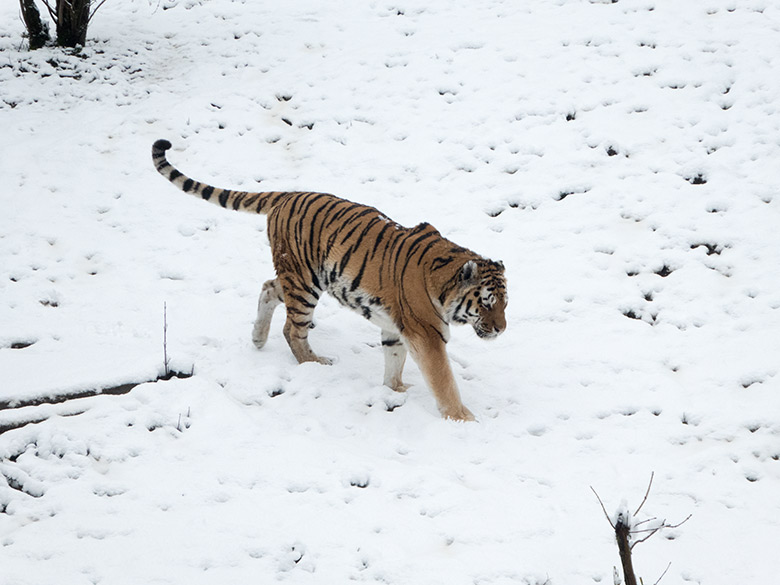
[1,0,779,583]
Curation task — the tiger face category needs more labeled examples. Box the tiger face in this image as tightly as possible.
[449,260,507,339]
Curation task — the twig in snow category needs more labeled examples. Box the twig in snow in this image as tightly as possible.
[163,301,170,377]
[591,485,615,529]
[633,471,654,517]
[650,561,672,585]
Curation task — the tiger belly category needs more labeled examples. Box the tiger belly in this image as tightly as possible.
[324,277,397,334]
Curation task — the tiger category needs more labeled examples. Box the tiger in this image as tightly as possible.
[152,139,507,421]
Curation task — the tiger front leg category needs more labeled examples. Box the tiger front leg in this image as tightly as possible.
[381,330,409,392]
[252,278,284,349]
[407,335,474,422]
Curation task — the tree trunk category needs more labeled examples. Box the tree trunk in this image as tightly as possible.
[615,517,638,585]
[19,0,51,49]
[56,0,91,47]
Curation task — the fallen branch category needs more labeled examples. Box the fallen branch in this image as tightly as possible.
[0,369,193,435]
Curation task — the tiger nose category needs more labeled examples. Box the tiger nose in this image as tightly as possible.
[493,318,506,334]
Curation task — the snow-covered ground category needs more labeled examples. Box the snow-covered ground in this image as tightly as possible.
[1,1,779,583]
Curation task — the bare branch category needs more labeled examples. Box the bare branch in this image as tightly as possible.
[630,526,663,550]
[39,0,57,22]
[88,0,110,23]
[652,562,672,585]
[591,485,615,529]
[633,471,655,517]
[630,514,692,550]
[666,514,692,530]
[631,517,658,529]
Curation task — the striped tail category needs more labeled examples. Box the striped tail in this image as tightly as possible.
[151,139,288,214]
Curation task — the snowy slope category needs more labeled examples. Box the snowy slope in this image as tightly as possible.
[1,0,779,583]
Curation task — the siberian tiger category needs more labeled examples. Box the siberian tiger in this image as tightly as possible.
[152,139,507,421]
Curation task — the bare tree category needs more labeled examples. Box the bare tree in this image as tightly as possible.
[19,0,109,49]
[591,472,691,585]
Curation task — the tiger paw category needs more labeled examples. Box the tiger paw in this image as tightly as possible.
[443,405,475,422]
[385,380,410,393]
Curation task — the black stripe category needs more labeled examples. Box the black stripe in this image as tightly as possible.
[431,256,454,271]
[267,192,288,211]
[338,222,363,247]
[338,245,355,275]
[288,293,316,309]
[169,169,182,181]
[398,230,439,279]
[453,296,467,316]
[407,229,438,252]
[201,185,214,201]
[432,326,447,343]
[325,202,363,228]
[370,222,392,259]
[310,198,341,264]
[338,209,377,245]
[232,193,246,210]
[182,179,194,192]
[284,192,309,237]
[244,194,260,209]
[302,194,332,260]
[382,229,403,269]
[351,217,382,253]
[309,269,321,291]
[416,239,438,265]
[350,253,369,292]
[218,190,230,207]
[326,230,339,251]
[299,192,329,219]
[296,279,320,299]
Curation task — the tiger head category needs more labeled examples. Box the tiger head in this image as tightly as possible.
[447,259,507,339]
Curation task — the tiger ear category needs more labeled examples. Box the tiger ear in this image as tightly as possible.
[459,260,479,284]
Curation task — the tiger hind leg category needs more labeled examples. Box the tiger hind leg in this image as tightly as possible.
[382,330,409,392]
[279,276,332,365]
[252,278,284,349]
